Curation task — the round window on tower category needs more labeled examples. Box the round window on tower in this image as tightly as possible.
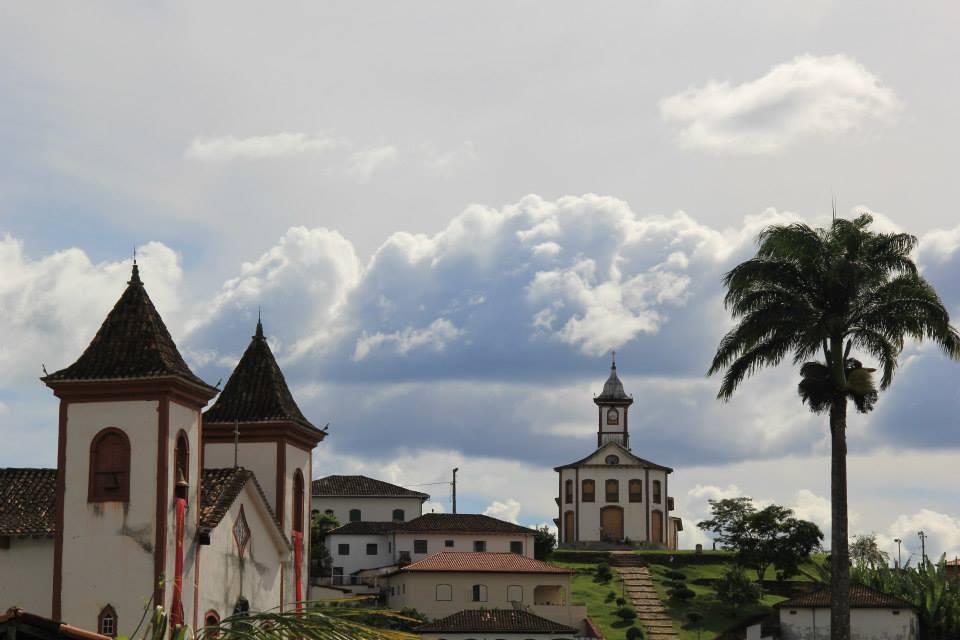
[606,408,619,425]
[605,454,620,465]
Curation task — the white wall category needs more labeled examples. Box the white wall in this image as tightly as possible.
[326,533,394,578]
[310,496,424,525]
[0,537,54,615]
[779,607,918,640]
[205,442,278,509]
[197,483,285,620]
[394,532,534,562]
[284,443,312,605]
[165,400,201,629]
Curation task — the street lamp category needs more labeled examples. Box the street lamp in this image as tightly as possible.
[918,531,927,566]
[893,538,902,569]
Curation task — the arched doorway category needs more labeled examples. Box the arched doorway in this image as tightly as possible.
[600,506,624,541]
[563,510,575,544]
[651,509,663,544]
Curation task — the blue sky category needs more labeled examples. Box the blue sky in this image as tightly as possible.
[1,2,959,560]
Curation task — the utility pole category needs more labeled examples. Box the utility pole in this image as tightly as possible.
[452,468,459,514]
[918,530,927,565]
[894,538,902,569]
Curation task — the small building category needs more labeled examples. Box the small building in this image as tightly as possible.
[414,609,578,640]
[771,584,918,640]
[946,558,959,583]
[311,475,429,524]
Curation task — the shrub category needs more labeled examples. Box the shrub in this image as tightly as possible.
[684,610,704,630]
[669,586,696,601]
[596,562,613,582]
[616,597,626,606]
[665,570,687,581]
[715,565,762,607]
[625,625,644,640]
[605,591,617,602]
[615,606,638,622]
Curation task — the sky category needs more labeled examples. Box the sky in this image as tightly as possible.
[1,2,959,562]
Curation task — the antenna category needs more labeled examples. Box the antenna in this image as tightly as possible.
[832,194,837,223]
[452,468,459,514]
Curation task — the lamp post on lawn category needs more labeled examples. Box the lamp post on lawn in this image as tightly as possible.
[893,538,902,569]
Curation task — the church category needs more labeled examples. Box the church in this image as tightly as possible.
[554,359,683,548]
[0,263,326,635]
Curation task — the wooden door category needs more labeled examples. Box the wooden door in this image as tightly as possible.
[651,509,663,544]
[563,511,575,544]
[600,506,623,541]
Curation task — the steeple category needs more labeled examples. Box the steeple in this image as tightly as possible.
[594,354,633,449]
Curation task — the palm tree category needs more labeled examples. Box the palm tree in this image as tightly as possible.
[708,213,960,640]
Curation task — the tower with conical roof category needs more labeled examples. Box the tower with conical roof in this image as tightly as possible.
[202,318,326,607]
[594,353,634,449]
[42,263,218,630]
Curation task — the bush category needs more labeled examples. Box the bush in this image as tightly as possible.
[596,562,613,582]
[605,591,617,602]
[665,570,687,581]
[616,597,626,606]
[669,586,696,601]
[684,611,704,630]
[615,606,638,622]
[715,565,762,607]
[625,625,644,640]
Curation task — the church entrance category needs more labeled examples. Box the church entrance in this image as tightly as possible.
[651,509,663,545]
[563,511,574,544]
[600,506,623,541]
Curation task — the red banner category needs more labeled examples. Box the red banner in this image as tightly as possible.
[293,531,303,610]
[172,497,186,626]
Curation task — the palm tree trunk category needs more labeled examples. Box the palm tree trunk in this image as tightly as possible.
[830,395,850,640]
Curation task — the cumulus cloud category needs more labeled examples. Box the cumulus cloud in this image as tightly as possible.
[484,499,522,524]
[353,318,464,361]
[423,141,477,177]
[660,54,900,154]
[347,145,399,181]
[185,132,344,161]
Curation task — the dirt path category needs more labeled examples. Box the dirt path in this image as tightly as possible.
[616,566,679,640]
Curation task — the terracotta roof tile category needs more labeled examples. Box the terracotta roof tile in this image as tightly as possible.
[402,551,571,574]
[310,475,429,499]
[415,609,576,635]
[203,321,317,430]
[43,265,210,389]
[397,513,536,535]
[778,584,914,610]
[0,469,56,536]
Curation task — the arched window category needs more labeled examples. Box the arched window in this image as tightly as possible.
[653,480,662,504]
[605,454,620,465]
[606,408,619,425]
[293,469,305,533]
[605,479,619,503]
[629,479,643,503]
[174,431,189,500]
[564,479,573,504]
[581,479,595,502]
[349,509,361,522]
[471,584,488,602]
[98,605,117,637]
[435,584,452,601]
[204,610,220,638]
[89,429,131,503]
[392,509,405,521]
[507,585,523,602]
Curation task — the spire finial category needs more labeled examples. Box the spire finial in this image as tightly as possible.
[254,307,264,339]
[128,251,142,285]
[611,350,616,370]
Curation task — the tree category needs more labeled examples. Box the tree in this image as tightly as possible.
[534,525,556,560]
[849,534,889,569]
[708,214,960,640]
[698,497,823,581]
[310,511,340,579]
[714,565,762,608]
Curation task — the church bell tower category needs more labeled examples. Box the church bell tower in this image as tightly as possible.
[594,354,633,448]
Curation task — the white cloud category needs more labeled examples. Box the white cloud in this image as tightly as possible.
[660,54,900,154]
[185,132,344,161]
[484,499,522,524]
[353,318,464,361]
[920,224,960,263]
[347,145,399,181]
[884,509,960,562]
[423,141,477,177]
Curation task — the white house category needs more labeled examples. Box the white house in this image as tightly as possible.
[0,264,325,636]
[311,475,429,524]
[555,358,682,548]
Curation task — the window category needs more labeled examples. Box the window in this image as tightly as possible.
[89,428,131,502]
[653,480,662,504]
[233,505,251,558]
[582,479,595,502]
[349,509,361,522]
[414,539,428,554]
[605,454,620,465]
[174,431,189,500]
[366,543,378,555]
[444,539,455,547]
[338,543,350,556]
[392,509,405,521]
[472,584,488,602]
[203,611,220,638]
[564,479,573,503]
[98,605,117,638]
[292,470,305,534]
[607,408,619,425]
[510,541,523,554]
[629,479,643,503]
[507,585,523,602]
[435,584,452,601]
[324,509,334,516]
[473,540,486,552]
[605,479,619,503]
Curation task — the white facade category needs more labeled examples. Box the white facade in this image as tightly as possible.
[776,607,918,640]
[0,537,54,616]
[395,531,534,562]
[311,495,425,524]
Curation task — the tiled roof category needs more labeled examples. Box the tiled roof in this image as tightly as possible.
[203,321,315,429]
[0,608,111,640]
[402,552,571,574]
[415,609,576,635]
[397,513,536,535]
[327,521,398,536]
[310,475,429,499]
[43,265,211,389]
[554,440,673,472]
[200,467,288,545]
[0,469,56,536]
[778,584,914,610]
[595,360,632,403]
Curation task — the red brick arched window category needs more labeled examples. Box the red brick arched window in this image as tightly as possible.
[89,428,130,503]
[292,469,305,533]
[174,430,189,500]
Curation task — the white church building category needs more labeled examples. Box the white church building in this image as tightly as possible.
[555,359,682,548]
[0,263,326,636]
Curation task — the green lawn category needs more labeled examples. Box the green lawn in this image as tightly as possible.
[555,562,645,639]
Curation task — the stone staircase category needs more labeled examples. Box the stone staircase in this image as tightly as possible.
[611,554,678,640]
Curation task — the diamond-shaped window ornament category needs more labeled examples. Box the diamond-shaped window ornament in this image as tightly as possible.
[233,505,251,558]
